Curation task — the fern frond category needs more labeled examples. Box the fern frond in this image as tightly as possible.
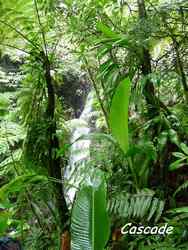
[0,149,22,175]
[174,180,188,197]
[0,93,10,117]
[0,121,25,145]
[108,191,165,223]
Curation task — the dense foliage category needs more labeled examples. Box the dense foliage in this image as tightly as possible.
[0,0,188,249]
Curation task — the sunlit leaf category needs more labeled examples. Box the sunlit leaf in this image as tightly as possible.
[109,78,131,154]
[71,170,110,250]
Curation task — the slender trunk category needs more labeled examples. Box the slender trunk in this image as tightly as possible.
[160,17,188,102]
[173,39,188,103]
[156,5,188,104]
[137,0,159,117]
[44,54,70,249]
[137,0,170,187]
[84,58,110,130]
[61,231,71,250]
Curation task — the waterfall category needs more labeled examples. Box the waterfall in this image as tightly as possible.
[65,91,94,203]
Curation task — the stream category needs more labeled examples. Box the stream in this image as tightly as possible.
[65,91,94,203]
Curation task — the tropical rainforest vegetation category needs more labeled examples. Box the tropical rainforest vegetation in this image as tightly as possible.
[0,0,188,249]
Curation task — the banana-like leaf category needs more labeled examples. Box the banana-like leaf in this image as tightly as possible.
[109,78,131,154]
[71,171,110,250]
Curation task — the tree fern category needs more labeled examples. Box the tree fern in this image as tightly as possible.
[0,0,57,56]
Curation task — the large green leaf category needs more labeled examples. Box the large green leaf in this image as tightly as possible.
[109,78,131,154]
[96,22,121,40]
[0,211,10,234]
[71,171,110,250]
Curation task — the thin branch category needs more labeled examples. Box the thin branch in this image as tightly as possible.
[83,57,110,130]
[0,19,39,50]
[33,0,48,56]
[148,0,188,103]
[50,36,61,61]
[0,42,31,55]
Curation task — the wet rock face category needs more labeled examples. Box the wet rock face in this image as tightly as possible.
[0,237,22,250]
[56,71,90,118]
[0,55,90,117]
[0,55,22,92]
[0,55,21,73]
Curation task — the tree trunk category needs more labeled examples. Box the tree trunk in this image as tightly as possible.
[44,54,70,249]
[159,11,188,104]
[173,39,188,104]
[137,0,159,117]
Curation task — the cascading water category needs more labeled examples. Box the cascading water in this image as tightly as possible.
[65,91,94,203]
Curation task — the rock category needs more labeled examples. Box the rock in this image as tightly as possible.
[0,237,22,250]
[0,55,21,73]
[55,71,90,118]
[0,54,90,117]
[0,55,22,93]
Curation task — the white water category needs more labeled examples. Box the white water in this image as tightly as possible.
[65,91,94,202]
